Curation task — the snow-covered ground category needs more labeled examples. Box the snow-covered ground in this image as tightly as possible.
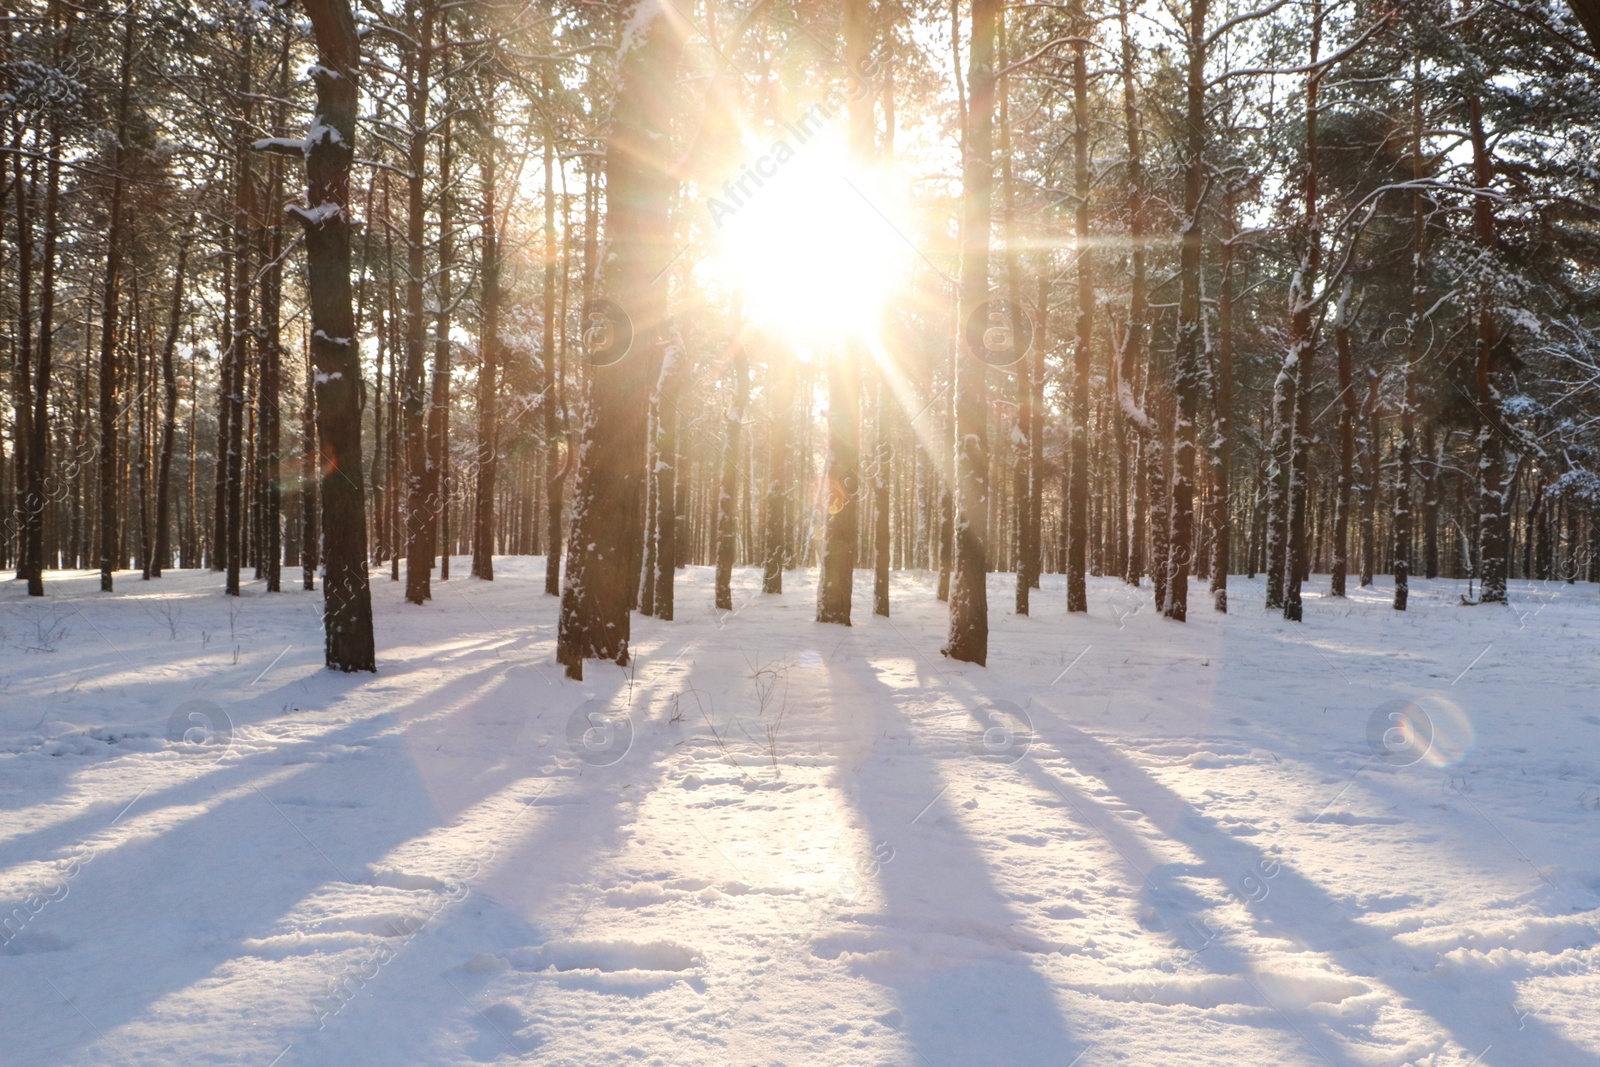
[2,560,1597,1066]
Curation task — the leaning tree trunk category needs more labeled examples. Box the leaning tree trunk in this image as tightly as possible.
[294,0,374,670]
[945,0,997,663]
[557,2,683,679]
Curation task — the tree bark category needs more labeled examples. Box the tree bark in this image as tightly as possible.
[400,2,433,604]
[945,0,997,663]
[1276,0,1323,622]
[716,326,748,612]
[1469,90,1509,604]
[20,72,64,595]
[557,2,683,678]
[97,10,135,593]
[1359,369,1380,586]
[1066,0,1093,615]
[1394,61,1423,612]
[651,343,689,620]
[472,123,501,582]
[1209,185,1235,611]
[299,0,375,671]
[428,117,454,581]
[763,356,790,593]
[153,225,193,579]
[542,104,564,597]
[1165,0,1209,622]
[1331,282,1355,597]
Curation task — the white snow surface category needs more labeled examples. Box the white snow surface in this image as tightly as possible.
[2,561,1597,1066]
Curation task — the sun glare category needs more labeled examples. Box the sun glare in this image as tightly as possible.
[698,128,906,348]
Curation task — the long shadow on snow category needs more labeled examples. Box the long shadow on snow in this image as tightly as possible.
[275,643,715,1064]
[0,659,585,1066]
[0,623,551,871]
[824,648,1085,1067]
[1014,708,1596,1067]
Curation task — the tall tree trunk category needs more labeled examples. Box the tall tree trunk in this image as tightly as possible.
[1423,425,1441,579]
[651,343,688,620]
[1000,11,1031,616]
[763,355,790,593]
[472,125,501,582]
[97,10,135,593]
[222,29,255,595]
[135,275,152,579]
[1394,60,1423,612]
[11,122,36,589]
[873,359,892,617]
[153,224,193,579]
[1469,90,1509,604]
[298,0,374,670]
[256,31,289,593]
[428,117,454,581]
[1209,184,1235,611]
[639,396,658,616]
[1165,0,1209,622]
[1149,389,1171,610]
[1118,0,1150,589]
[1277,1,1323,621]
[542,105,564,597]
[22,79,64,595]
[1359,369,1379,586]
[302,352,318,591]
[817,0,873,626]
[946,0,997,663]
[1331,281,1355,597]
[557,2,683,678]
[1065,0,1092,615]
[401,1,433,604]
[261,189,284,593]
[1028,276,1044,589]
[716,323,748,612]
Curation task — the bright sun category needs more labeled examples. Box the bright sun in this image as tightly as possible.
[698,127,906,347]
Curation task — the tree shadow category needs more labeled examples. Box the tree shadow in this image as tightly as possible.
[0,650,620,1066]
[819,645,1088,1067]
[1012,705,1598,1067]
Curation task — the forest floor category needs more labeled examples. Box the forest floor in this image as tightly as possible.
[1,560,1597,1067]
